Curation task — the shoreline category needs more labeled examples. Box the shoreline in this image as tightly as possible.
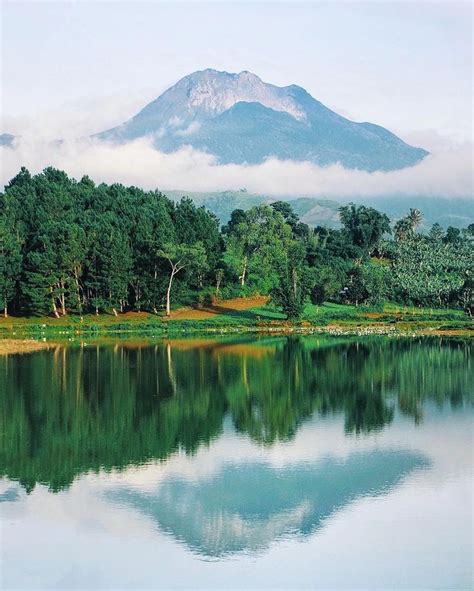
[1,300,472,344]
[0,321,472,350]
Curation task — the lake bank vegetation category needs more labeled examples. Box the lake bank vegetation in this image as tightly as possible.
[1,167,473,329]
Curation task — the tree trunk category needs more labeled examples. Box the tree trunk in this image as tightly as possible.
[52,298,60,318]
[166,272,174,317]
[58,280,66,315]
[74,269,82,316]
[239,258,247,287]
[4,305,7,318]
[134,284,141,312]
[49,287,60,318]
[112,308,118,317]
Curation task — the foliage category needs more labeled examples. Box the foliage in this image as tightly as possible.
[0,209,22,316]
[339,203,391,256]
[391,233,473,307]
[158,242,207,315]
[270,240,312,320]
[1,168,473,318]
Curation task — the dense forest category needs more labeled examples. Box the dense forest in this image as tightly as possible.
[1,167,473,319]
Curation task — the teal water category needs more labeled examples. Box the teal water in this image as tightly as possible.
[0,336,472,589]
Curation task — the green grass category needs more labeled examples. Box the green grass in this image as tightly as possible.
[246,306,286,320]
[0,300,471,338]
[303,302,467,322]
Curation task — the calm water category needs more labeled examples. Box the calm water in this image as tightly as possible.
[0,336,472,590]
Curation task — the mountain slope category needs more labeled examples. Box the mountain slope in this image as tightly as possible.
[97,69,428,172]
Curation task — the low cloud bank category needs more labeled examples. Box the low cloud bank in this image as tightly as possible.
[1,136,472,199]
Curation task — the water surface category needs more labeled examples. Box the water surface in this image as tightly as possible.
[1,336,472,589]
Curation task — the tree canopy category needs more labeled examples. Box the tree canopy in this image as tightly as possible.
[1,168,473,319]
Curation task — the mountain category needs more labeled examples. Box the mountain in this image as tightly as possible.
[97,69,428,172]
[0,133,15,148]
[108,450,427,557]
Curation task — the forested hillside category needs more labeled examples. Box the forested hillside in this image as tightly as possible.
[1,168,473,320]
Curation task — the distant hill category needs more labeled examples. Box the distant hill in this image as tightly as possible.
[165,190,341,228]
[360,196,474,230]
[97,69,428,172]
[166,189,473,230]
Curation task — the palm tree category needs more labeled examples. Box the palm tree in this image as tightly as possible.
[394,209,423,242]
[407,208,423,232]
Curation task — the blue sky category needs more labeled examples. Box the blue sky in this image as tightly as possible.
[2,1,472,141]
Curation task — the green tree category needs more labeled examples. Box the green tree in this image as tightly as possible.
[173,197,222,279]
[271,241,311,320]
[158,242,207,316]
[84,215,133,315]
[0,213,22,317]
[428,223,444,242]
[345,266,368,306]
[407,208,423,231]
[394,217,413,242]
[224,205,292,290]
[339,203,391,255]
[394,208,423,242]
[22,226,63,316]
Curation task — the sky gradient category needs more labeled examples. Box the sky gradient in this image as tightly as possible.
[1,1,472,197]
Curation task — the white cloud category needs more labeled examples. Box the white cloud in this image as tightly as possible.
[174,121,201,137]
[168,116,182,128]
[1,135,472,199]
[0,90,159,140]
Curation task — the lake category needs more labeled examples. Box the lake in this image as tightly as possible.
[1,336,472,590]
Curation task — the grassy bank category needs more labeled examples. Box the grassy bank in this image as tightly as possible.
[0,298,472,339]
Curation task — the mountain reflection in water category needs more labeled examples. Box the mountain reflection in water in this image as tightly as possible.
[108,450,428,557]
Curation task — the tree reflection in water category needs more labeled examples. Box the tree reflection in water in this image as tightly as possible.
[0,337,471,492]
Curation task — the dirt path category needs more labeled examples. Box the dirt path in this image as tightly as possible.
[166,296,269,320]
